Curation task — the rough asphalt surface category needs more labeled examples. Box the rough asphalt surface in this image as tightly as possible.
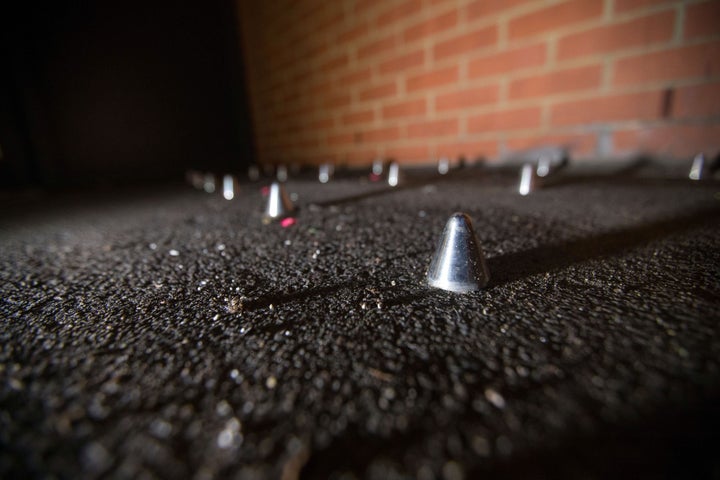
[1,167,719,479]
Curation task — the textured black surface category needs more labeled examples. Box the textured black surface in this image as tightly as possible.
[1,170,720,479]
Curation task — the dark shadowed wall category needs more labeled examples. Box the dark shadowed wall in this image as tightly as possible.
[0,1,254,188]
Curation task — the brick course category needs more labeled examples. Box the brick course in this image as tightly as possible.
[239,0,720,165]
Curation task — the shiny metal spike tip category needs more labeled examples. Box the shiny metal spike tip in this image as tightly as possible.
[536,156,551,177]
[222,174,238,200]
[438,157,450,175]
[388,161,400,187]
[372,158,385,176]
[276,165,288,182]
[689,152,705,180]
[203,173,216,193]
[319,163,334,183]
[519,163,537,196]
[264,182,295,221]
[427,213,490,293]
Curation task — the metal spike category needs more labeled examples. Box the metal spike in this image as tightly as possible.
[519,163,538,196]
[276,165,288,182]
[264,182,295,220]
[427,213,490,293]
[372,158,385,176]
[438,157,450,175]
[222,174,238,200]
[536,156,551,177]
[689,152,705,180]
[319,163,334,183]
[387,161,400,187]
[203,173,216,193]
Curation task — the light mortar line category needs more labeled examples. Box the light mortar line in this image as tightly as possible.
[673,2,685,45]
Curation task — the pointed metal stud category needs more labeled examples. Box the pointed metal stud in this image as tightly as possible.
[536,156,552,177]
[387,161,400,187]
[276,165,288,182]
[203,173,216,193]
[372,158,385,176]
[438,157,450,175]
[264,182,295,221]
[427,213,490,293]
[319,163,334,183]
[519,163,538,196]
[222,174,238,200]
[689,152,705,180]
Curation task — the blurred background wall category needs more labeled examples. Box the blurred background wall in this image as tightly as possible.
[239,0,720,167]
[2,0,718,188]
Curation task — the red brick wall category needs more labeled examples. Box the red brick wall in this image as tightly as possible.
[238,0,720,166]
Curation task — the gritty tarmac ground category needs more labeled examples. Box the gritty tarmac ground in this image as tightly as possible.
[1,166,720,479]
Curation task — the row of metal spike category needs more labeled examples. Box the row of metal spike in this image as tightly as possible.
[187,158,451,193]
[262,181,490,294]
[188,157,532,200]
[186,152,714,293]
[188,151,712,202]
[186,166,540,294]
[185,164,494,293]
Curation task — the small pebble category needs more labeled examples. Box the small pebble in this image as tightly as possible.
[81,442,111,472]
[150,419,173,439]
[216,400,232,416]
[484,388,506,409]
[472,436,490,456]
[217,429,234,449]
[442,460,464,480]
